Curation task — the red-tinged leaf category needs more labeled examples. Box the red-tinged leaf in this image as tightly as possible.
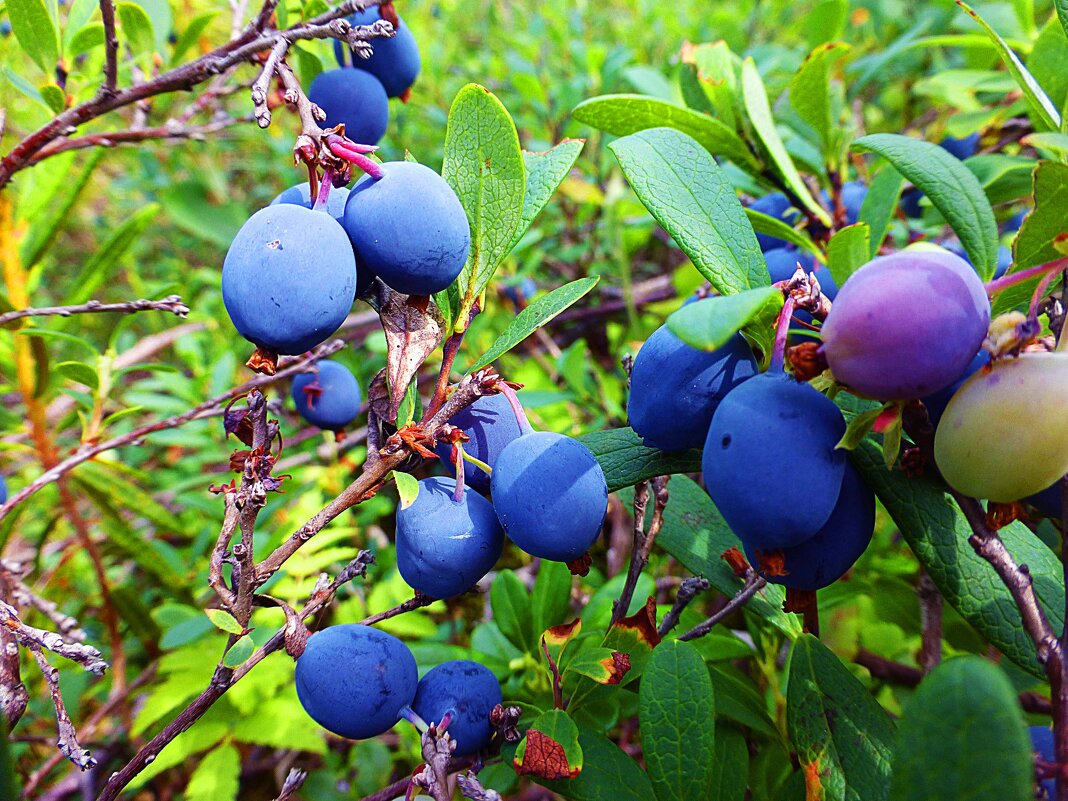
[514,710,583,780]
[872,404,902,434]
[614,596,661,649]
[602,652,630,685]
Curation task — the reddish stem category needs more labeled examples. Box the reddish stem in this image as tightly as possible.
[328,140,384,179]
[769,296,796,373]
[313,167,334,211]
[1031,268,1060,317]
[495,382,533,433]
[985,257,1068,297]
[424,329,466,420]
[452,443,466,503]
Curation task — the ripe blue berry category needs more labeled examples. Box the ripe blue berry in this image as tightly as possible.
[343,162,470,296]
[1030,726,1055,800]
[491,432,608,562]
[821,180,867,226]
[0,476,7,505]
[222,204,357,355]
[940,132,980,160]
[1028,482,1064,520]
[749,193,798,252]
[291,360,362,431]
[703,371,847,550]
[272,183,350,221]
[434,394,529,494]
[308,68,389,145]
[820,250,991,400]
[628,325,757,452]
[333,7,420,98]
[412,660,502,756]
[395,477,504,599]
[295,624,417,740]
[744,461,874,591]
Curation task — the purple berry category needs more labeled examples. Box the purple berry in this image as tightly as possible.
[333,8,420,99]
[412,661,502,756]
[291,360,362,431]
[434,394,529,494]
[820,250,991,400]
[308,68,389,145]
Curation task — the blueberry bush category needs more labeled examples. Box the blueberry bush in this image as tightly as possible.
[0,0,1067,800]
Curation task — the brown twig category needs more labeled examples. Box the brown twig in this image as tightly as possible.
[98,0,119,96]
[29,646,96,770]
[0,339,344,523]
[917,570,943,673]
[361,593,434,626]
[611,476,669,626]
[657,576,711,637]
[26,119,244,166]
[0,600,107,674]
[678,572,767,642]
[273,768,307,801]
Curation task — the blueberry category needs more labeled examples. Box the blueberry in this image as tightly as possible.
[820,250,990,400]
[1027,482,1063,521]
[1031,725,1056,800]
[308,68,389,145]
[295,624,417,740]
[628,325,757,452]
[901,187,924,219]
[291,360,362,431]
[491,432,608,562]
[1004,209,1028,233]
[412,660,502,756]
[820,180,867,226]
[503,277,537,306]
[333,8,420,99]
[395,477,504,599]
[920,350,987,428]
[748,193,799,252]
[744,461,874,591]
[343,162,470,296]
[434,394,529,494]
[765,247,834,342]
[272,183,350,222]
[222,204,357,355]
[939,132,980,161]
[702,371,847,550]
[0,476,7,505]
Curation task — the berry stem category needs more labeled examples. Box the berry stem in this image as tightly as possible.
[312,167,334,211]
[461,449,492,476]
[398,705,429,734]
[1030,267,1060,318]
[327,139,384,180]
[452,443,466,503]
[495,381,533,433]
[769,295,796,373]
[984,256,1068,297]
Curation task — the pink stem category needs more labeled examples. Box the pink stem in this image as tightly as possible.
[313,167,334,211]
[495,382,533,434]
[985,257,1068,297]
[452,443,466,503]
[328,140,385,180]
[769,296,795,373]
[1031,268,1060,317]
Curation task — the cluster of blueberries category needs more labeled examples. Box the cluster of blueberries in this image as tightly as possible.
[629,129,1055,591]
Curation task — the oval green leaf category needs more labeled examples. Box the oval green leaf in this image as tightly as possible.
[7,0,59,72]
[666,286,782,352]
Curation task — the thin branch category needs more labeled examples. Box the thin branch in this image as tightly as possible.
[0,295,188,327]
[678,573,767,642]
[29,646,96,770]
[0,339,344,523]
[26,118,243,166]
[917,570,943,673]
[273,768,307,801]
[0,600,107,674]
[611,476,669,626]
[657,576,711,637]
[361,593,434,626]
[98,0,119,95]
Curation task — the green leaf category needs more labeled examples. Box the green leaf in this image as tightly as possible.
[470,277,599,370]
[849,436,1064,678]
[7,0,59,72]
[539,726,655,801]
[572,95,759,170]
[515,709,583,779]
[745,208,823,257]
[608,128,770,298]
[67,22,104,56]
[395,376,421,429]
[509,140,585,251]
[442,84,526,329]
[532,561,573,636]
[836,408,881,451]
[185,744,240,801]
[889,657,1032,801]
[711,725,749,801]
[169,11,218,64]
[666,287,782,352]
[851,134,999,277]
[55,360,98,390]
[576,427,701,493]
[741,59,830,225]
[787,634,896,801]
[826,223,871,288]
[955,0,1061,131]
[117,2,154,53]
[292,45,323,88]
[636,476,799,637]
[19,150,106,269]
[1058,0,1068,41]
[393,471,420,510]
[490,569,533,653]
[805,0,848,47]
[64,203,162,304]
[38,82,64,113]
[679,41,739,129]
[639,640,715,801]
[966,154,1037,206]
[1024,131,1068,157]
[222,635,254,668]
[62,0,99,52]
[995,161,1068,314]
[205,608,244,635]
[858,168,905,257]
[789,41,852,162]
